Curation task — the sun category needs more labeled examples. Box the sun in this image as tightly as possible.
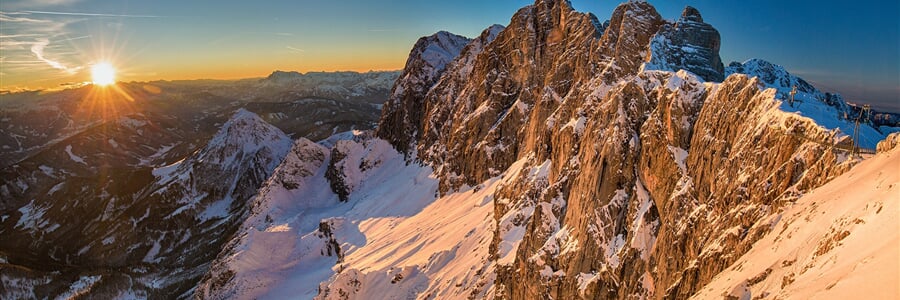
[91,62,116,86]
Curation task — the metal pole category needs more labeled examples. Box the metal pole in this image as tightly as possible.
[789,86,797,107]
[852,104,872,156]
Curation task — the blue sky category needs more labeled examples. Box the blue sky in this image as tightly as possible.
[1,0,897,111]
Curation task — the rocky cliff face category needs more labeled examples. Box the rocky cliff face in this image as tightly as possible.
[376,31,471,155]
[376,0,876,299]
[644,6,724,82]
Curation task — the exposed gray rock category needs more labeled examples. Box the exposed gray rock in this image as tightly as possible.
[644,6,725,82]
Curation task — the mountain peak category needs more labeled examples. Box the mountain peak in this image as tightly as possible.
[641,3,724,81]
[486,24,506,35]
[230,108,260,121]
[725,58,817,94]
[680,6,703,22]
[375,30,471,154]
[265,70,303,80]
[201,109,292,166]
[408,31,471,77]
[532,0,573,7]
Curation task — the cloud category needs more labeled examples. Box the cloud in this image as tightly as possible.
[0,11,84,74]
[22,10,163,18]
[56,34,90,42]
[1,0,81,10]
[0,12,58,24]
[286,46,305,53]
[30,38,80,73]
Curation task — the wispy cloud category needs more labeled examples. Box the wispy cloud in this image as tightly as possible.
[2,0,82,10]
[0,11,83,75]
[22,10,164,18]
[286,46,305,53]
[0,12,58,24]
[56,34,90,42]
[1,7,166,88]
[30,38,81,73]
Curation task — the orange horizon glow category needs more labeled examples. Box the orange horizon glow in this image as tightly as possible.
[1,41,408,92]
[73,83,138,129]
[1,61,405,93]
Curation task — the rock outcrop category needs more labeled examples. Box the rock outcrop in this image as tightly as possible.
[376,31,471,155]
[877,132,900,153]
[644,6,724,81]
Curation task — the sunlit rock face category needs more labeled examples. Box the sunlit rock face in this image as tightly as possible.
[376,31,471,155]
[377,0,865,298]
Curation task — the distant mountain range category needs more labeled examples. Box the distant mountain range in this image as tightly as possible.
[0,71,397,298]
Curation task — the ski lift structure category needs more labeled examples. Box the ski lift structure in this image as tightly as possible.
[852,104,873,156]
[779,86,876,157]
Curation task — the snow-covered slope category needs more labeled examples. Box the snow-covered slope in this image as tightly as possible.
[726,59,888,149]
[199,132,567,300]
[151,108,292,223]
[197,133,442,299]
[693,135,900,299]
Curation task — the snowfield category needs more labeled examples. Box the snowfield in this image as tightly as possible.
[694,141,900,299]
[202,132,550,299]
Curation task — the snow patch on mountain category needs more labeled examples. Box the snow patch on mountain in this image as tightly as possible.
[150,108,292,223]
[55,275,102,300]
[64,145,86,164]
[15,200,49,231]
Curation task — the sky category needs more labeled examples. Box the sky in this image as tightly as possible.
[1,0,898,111]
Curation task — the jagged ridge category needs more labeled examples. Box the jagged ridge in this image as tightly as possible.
[372,0,892,299]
